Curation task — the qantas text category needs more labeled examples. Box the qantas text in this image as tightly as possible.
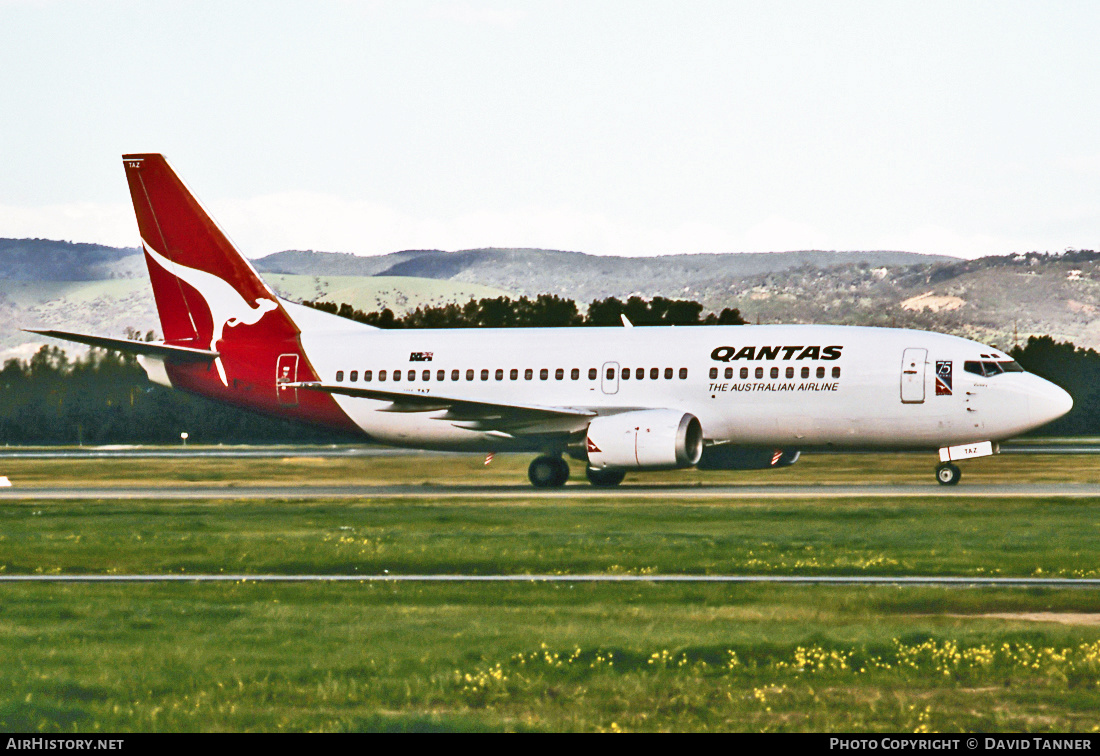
[711,346,843,362]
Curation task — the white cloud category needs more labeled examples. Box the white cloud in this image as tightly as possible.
[212,193,829,258]
[421,1,524,28]
[6,193,1085,262]
[0,201,137,247]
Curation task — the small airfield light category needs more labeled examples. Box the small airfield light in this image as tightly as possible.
[181,432,189,446]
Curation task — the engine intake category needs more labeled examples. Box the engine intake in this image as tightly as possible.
[586,410,703,470]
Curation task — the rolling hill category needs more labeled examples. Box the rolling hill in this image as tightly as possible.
[5,238,1100,362]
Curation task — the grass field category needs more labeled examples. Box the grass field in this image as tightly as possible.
[2,447,1098,487]
[2,451,1100,732]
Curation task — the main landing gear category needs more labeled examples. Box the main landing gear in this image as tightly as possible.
[935,462,961,486]
[526,455,627,488]
[528,455,570,488]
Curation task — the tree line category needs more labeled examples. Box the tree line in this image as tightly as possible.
[0,293,1095,444]
[301,294,748,328]
[1009,335,1100,436]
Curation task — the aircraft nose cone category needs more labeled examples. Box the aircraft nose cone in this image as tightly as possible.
[1029,379,1073,427]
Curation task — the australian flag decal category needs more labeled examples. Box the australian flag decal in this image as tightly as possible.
[936,360,953,396]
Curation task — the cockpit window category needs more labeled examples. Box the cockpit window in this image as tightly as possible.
[964,360,1024,377]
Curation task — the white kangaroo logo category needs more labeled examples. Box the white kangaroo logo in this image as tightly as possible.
[143,238,279,386]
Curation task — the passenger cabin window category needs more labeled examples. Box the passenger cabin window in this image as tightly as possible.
[608,367,616,380]
[526,369,534,380]
[540,368,549,380]
[664,368,673,379]
[651,368,659,379]
[679,368,688,379]
[740,367,749,380]
[710,367,719,379]
[755,367,763,379]
[816,366,825,379]
[636,367,644,379]
[785,367,793,379]
[364,370,373,382]
[466,369,474,381]
[510,369,518,380]
[481,369,489,381]
[724,367,733,379]
[770,367,779,379]
[408,370,416,382]
[589,368,598,380]
[495,369,504,380]
[621,368,630,380]
[379,370,387,381]
[832,367,841,379]
[423,370,431,381]
[555,368,564,380]
[451,369,459,381]
[336,370,344,382]
[571,368,580,380]
[801,367,809,379]
[393,370,402,382]
[437,370,445,381]
[350,370,358,382]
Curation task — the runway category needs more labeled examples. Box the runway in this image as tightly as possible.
[1,573,1098,586]
[4,483,1100,499]
[1,441,1099,459]
[0,445,434,459]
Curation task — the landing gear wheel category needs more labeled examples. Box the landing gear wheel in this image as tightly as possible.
[529,455,569,488]
[936,463,961,486]
[586,467,626,488]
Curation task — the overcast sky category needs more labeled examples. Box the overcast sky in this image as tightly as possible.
[2,0,1099,260]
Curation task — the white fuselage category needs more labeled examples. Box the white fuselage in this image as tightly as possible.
[291,306,1072,453]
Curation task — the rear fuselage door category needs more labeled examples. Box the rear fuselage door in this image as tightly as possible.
[900,348,927,404]
[276,353,299,405]
[601,361,620,395]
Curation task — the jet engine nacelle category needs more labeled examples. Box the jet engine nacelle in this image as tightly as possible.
[586,409,703,470]
[695,446,801,470]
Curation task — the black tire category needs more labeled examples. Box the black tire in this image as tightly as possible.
[935,462,961,486]
[586,467,626,487]
[552,456,570,486]
[529,455,568,488]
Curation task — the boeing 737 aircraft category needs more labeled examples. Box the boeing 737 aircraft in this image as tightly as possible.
[29,154,1074,487]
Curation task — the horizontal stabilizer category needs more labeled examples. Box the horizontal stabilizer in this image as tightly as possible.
[25,329,219,362]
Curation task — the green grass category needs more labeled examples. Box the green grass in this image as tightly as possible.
[3,452,1100,731]
[3,449,1099,488]
[2,496,1100,578]
[3,583,1100,732]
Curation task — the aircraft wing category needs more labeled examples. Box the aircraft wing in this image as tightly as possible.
[24,329,219,362]
[288,381,597,436]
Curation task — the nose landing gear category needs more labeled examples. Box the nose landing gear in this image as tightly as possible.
[528,455,570,488]
[935,462,961,486]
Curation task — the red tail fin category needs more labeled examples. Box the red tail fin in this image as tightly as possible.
[121,154,358,434]
[123,154,297,350]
